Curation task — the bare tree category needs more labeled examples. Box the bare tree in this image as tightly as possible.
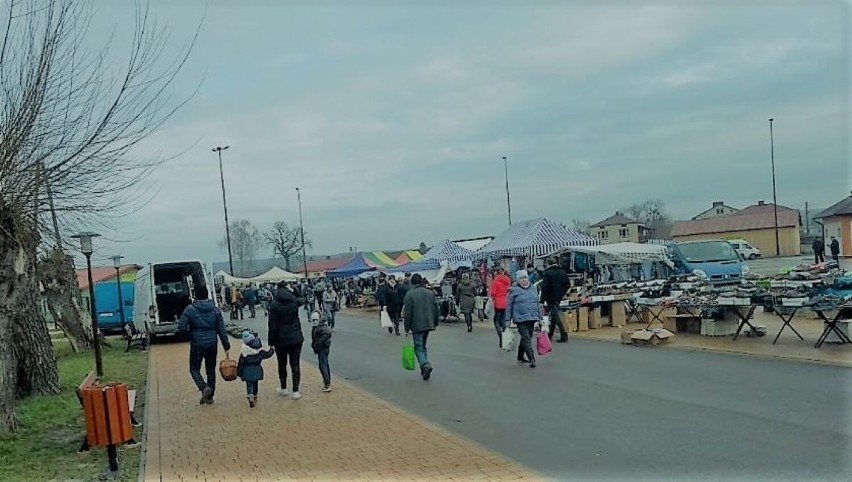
[571,218,591,235]
[221,219,261,276]
[264,221,311,272]
[0,0,197,433]
[623,199,673,239]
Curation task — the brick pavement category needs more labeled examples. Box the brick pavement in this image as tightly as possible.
[143,343,541,481]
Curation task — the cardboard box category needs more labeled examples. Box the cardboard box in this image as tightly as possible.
[620,327,636,344]
[578,308,590,332]
[610,301,627,327]
[561,309,578,332]
[589,307,603,329]
[630,328,675,346]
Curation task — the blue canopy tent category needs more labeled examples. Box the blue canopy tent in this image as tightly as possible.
[326,255,375,278]
[476,217,597,259]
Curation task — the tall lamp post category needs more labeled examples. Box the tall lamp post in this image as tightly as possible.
[110,255,126,329]
[769,118,780,256]
[296,187,308,277]
[213,146,234,275]
[71,232,103,377]
[502,156,512,226]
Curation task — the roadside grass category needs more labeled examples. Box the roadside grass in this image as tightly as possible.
[0,336,148,481]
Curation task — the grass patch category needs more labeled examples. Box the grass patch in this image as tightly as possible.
[0,336,148,481]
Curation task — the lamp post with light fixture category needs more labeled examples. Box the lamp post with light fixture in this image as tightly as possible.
[110,255,126,328]
[212,146,234,275]
[71,232,103,377]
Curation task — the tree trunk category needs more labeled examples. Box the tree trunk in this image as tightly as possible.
[284,256,291,271]
[11,237,60,398]
[0,206,22,432]
[38,249,92,353]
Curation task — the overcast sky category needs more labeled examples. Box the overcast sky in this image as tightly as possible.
[79,0,850,267]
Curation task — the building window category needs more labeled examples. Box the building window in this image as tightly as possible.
[619,228,628,238]
[599,231,609,240]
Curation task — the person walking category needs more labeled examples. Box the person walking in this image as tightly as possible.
[322,284,339,329]
[489,267,511,346]
[383,277,404,335]
[245,284,258,318]
[313,281,325,314]
[540,257,570,343]
[812,237,825,264]
[178,286,231,405]
[310,312,334,392]
[403,274,439,381]
[237,331,275,408]
[830,236,840,262]
[506,270,540,368]
[456,272,477,333]
[268,281,305,400]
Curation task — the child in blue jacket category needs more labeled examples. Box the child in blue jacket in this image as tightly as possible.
[238,331,275,407]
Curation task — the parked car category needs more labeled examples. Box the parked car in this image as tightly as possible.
[727,239,762,260]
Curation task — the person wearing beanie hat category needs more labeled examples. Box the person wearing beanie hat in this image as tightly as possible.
[403,273,439,381]
[237,331,275,407]
[506,269,541,368]
[311,311,334,392]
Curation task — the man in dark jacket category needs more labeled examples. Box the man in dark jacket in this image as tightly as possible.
[830,236,840,262]
[178,285,231,405]
[268,282,306,399]
[403,274,439,380]
[540,258,570,342]
[812,237,825,263]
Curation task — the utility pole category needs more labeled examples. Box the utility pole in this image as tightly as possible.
[769,119,780,257]
[212,146,234,275]
[296,187,308,278]
[503,156,512,226]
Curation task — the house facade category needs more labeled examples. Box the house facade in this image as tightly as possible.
[590,212,649,245]
[815,191,852,258]
[692,201,740,220]
[672,201,801,257]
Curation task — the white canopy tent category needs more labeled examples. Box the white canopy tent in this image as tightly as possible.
[215,270,251,284]
[251,266,302,283]
[385,261,450,286]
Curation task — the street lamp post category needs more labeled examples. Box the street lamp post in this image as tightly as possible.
[110,255,126,328]
[296,187,308,277]
[213,146,234,275]
[769,119,780,256]
[503,156,512,226]
[71,232,103,378]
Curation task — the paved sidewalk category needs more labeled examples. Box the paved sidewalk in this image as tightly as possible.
[143,343,540,481]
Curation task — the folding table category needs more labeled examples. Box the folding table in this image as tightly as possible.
[729,305,759,341]
[771,305,804,345]
[625,300,643,323]
[812,308,852,348]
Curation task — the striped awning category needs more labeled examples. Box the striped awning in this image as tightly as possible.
[362,251,399,268]
[421,239,475,263]
[476,218,597,259]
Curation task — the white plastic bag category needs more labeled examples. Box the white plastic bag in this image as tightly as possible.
[484,298,495,320]
[380,309,393,329]
[500,326,516,352]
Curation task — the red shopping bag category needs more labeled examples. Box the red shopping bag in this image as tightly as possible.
[536,330,552,356]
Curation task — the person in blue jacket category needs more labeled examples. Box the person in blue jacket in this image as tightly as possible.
[237,331,275,407]
[506,270,541,368]
[178,285,231,405]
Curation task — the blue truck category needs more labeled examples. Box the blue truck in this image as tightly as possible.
[94,281,135,333]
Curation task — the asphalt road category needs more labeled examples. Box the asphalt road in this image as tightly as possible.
[238,310,851,481]
[744,255,851,276]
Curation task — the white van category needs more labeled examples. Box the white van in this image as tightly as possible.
[133,260,215,340]
[727,239,761,260]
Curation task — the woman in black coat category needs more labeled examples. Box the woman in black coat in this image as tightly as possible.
[268,282,305,399]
